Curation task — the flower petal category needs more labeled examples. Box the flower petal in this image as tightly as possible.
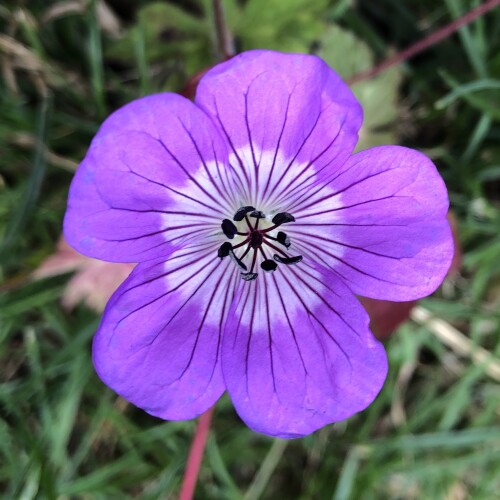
[64,93,237,262]
[93,239,238,419]
[195,50,362,208]
[288,146,453,301]
[222,262,387,438]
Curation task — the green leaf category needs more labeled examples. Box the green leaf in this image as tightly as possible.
[235,0,329,51]
[317,25,402,151]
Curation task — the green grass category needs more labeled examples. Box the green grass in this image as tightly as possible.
[1,0,500,498]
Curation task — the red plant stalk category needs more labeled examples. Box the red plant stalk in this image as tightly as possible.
[177,2,498,497]
[348,0,500,84]
[178,406,215,500]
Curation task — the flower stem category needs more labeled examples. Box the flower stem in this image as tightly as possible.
[212,0,234,61]
[348,0,500,84]
[179,406,215,500]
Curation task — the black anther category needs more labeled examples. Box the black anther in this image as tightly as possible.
[273,254,303,265]
[250,210,266,219]
[221,219,238,239]
[261,260,277,272]
[233,206,256,221]
[241,272,258,281]
[218,242,232,258]
[272,212,295,225]
[276,231,291,248]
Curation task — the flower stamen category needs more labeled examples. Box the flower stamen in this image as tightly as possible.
[244,215,253,231]
[218,206,302,280]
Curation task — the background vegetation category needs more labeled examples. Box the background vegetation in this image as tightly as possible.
[1,0,500,498]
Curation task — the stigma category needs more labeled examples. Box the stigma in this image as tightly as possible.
[217,206,303,281]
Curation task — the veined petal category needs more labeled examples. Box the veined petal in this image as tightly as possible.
[64,93,238,262]
[222,261,387,438]
[288,146,453,300]
[93,239,238,419]
[195,50,362,208]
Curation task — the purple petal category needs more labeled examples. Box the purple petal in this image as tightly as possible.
[64,93,236,262]
[222,262,387,438]
[288,146,453,300]
[195,50,362,208]
[93,239,238,419]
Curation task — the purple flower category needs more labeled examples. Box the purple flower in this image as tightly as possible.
[64,50,453,438]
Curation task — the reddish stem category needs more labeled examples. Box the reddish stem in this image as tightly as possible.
[263,239,288,257]
[232,237,251,250]
[179,406,215,500]
[348,0,500,84]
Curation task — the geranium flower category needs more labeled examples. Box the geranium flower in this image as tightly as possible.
[64,50,453,438]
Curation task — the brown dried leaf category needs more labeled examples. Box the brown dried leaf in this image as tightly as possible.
[42,0,122,38]
[10,133,78,171]
[34,237,134,313]
[0,34,84,96]
[360,297,418,340]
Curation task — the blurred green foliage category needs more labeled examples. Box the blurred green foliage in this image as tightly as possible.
[1,0,500,498]
[317,24,402,151]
